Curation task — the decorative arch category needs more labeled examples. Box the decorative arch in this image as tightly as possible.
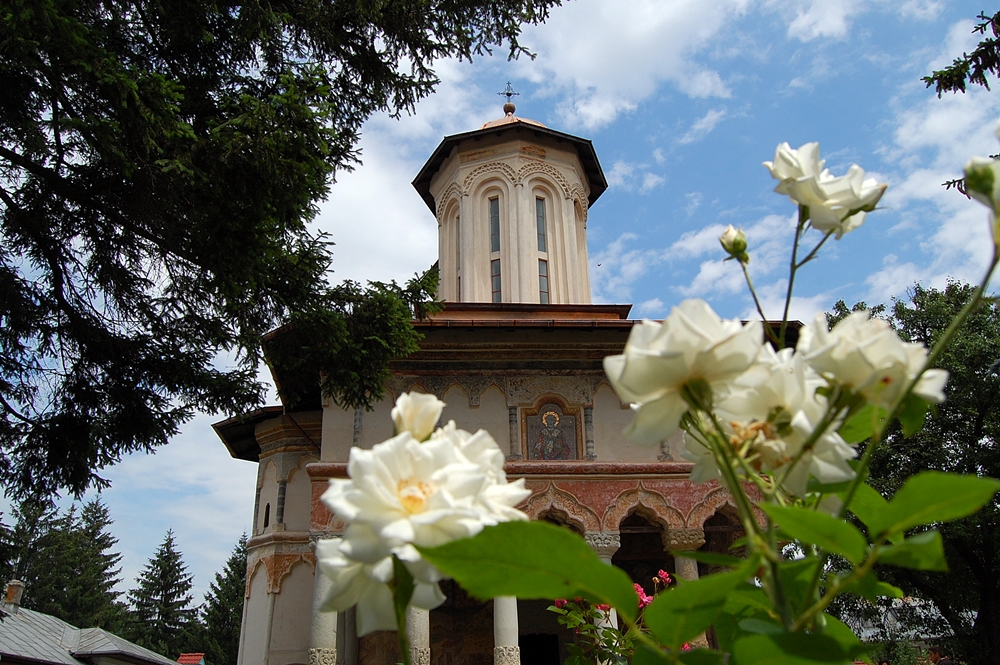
[601,482,686,532]
[686,487,766,529]
[435,183,463,222]
[522,482,602,532]
[462,162,518,194]
[537,506,586,535]
[517,162,574,200]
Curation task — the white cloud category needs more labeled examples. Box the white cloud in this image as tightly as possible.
[590,233,662,302]
[766,0,868,42]
[636,298,666,316]
[641,173,666,193]
[653,148,666,165]
[898,0,942,20]
[516,0,751,129]
[685,192,703,216]
[606,161,636,189]
[678,109,727,144]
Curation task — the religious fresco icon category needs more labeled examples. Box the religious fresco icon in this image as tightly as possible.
[526,403,578,460]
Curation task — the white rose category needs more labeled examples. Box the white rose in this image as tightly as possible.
[391,391,445,441]
[322,432,489,549]
[719,224,749,263]
[765,142,886,239]
[797,311,948,406]
[684,347,857,496]
[315,529,446,636]
[964,155,1000,211]
[603,299,764,446]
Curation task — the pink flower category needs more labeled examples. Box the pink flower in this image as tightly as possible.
[658,570,672,584]
[682,644,691,651]
[633,583,654,609]
[596,604,611,612]
[554,599,568,609]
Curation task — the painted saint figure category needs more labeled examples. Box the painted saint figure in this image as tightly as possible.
[532,411,572,460]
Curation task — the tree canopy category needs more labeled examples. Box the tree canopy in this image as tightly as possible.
[829,283,1000,665]
[0,0,560,498]
[197,534,247,665]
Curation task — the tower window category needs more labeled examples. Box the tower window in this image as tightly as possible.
[536,198,547,252]
[263,503,270,528]
[489,197,501,253]
[492,259,502,303]
[539,259,549,304]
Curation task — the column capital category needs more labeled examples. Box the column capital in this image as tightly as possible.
[666,527,705,551]
[584,531,620,561]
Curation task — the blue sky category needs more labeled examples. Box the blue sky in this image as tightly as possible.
[42,0,1000,602]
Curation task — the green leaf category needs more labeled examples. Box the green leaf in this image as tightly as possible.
[738,618,783,634]
[842,483,886,531]
[877,531,948,571]
[776,558,822,617]
[642,566,751,648]
[667,550,745,568]
[632,645,671,665]
[715,586,779,652]
[679,649,726,665]
[417,521,638,621]
[868,471,1000,537]
[897,393,930,437]
[760,504,868,564]
[732,633,859,665]
[845,569,904,601]
[391,555,415,634]
[838,404,887,443]
[822,614,867,657]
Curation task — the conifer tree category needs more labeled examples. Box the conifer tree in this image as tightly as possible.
[199,534,248,665]
[126,530,198,658]
[3,498,125,630]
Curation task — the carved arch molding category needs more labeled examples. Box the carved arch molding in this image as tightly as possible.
[521,481,765,549]
[245,551,316,598]
[439,160,588,213]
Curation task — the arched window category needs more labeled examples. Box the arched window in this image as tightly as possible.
[489,196,501,302]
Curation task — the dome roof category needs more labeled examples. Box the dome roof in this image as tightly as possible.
[480,101,546,129]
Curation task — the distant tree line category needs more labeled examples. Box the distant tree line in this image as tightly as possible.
[0,499,245,665]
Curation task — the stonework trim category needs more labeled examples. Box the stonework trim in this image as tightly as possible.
[309,647,337,665]
[411,647,431,665]
[494,645,521,665]
[521,482,601,532]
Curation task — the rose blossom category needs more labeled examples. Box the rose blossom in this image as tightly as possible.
[391,391,445,441]
[719,225,749,264]
[684,347,857,495]
[764,142,886,239]
[797,311,948,407]
[604,299,764,446]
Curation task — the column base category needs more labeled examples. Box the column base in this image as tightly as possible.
[308,648,337,665]
[494,645,521,665]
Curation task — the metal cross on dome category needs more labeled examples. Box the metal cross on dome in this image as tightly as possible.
[497,82,520,103]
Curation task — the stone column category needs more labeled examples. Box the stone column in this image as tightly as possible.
[584,532,621,628]
[674,555,699,582]
[583,407,596,460]
[309,568,337,665]
[507,406,522,460]
[406,607,431,665]
[493,596,520,665]
[336,607,359,665]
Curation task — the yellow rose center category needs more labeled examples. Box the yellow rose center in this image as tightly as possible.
[397,477,437,514]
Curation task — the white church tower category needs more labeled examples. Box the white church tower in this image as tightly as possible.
[412,92,606,305]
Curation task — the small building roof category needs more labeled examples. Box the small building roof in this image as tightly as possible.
[0,606,177,665]
[176,653,206,665]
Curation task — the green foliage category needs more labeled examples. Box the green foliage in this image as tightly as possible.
[125,530,198,658]
[418,521,639,622]
[643,568,752,648]
[760,504,867,565]
[924,11,1000,96]
[0,498,125,630]
[550,599,636,665]
[198,534,247,665]
[829,282,1000,665]
[0,0,556,498]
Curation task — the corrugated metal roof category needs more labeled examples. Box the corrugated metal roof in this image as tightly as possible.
[0,606,176,665]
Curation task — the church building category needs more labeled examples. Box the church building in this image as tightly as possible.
[213,96,746,665]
